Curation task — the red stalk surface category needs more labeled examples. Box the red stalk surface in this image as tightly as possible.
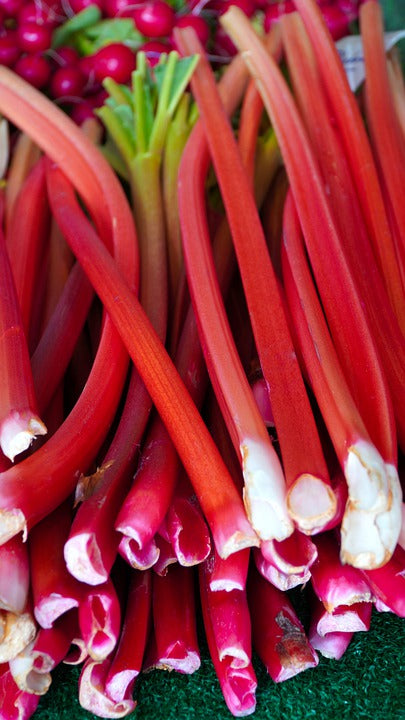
[291,0,405,329]
[164,474,211,566]
[0,665,39,720]
[29,501,83,629]
[0,191,46,461]
[31,261,94,416]
[176,26,335,538]
[78,577,121,662]
[105,570,151,703]
[280,10,405,447]
[5,157,50,346]
[45,165,258,559]
[221,7,397,469]
[281,192,401,568]
[79,658,136,718]
[0,69,138,546]
[199,564,257,717]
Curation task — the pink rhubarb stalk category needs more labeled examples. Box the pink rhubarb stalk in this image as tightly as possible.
[79,577,121,662]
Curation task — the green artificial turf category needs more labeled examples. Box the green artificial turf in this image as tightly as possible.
[31,1,405,718]
[35,609,405,720]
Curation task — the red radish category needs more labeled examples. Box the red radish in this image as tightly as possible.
[138,39,172,65]
[0,0,25,18]
[14,53,51,89]
[133,0,175,37]
[50,46,80,67]
[174,14,210,46]
[0,33,20,68]
[92,42,136,83]
[17,21,52,53]
[50,66,86,99]
[68,0,105,12]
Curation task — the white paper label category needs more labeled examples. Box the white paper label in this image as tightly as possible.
[336,30,405,91]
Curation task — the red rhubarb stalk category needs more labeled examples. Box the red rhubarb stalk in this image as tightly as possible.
[78,577,121,662]
[105,570,151,703]
[79,658,136,718]
[247,565,318,682]
[8,611,78,695]
[280,10,405,447]
[29,501,83,629]
[221,6,398,470]
[281,192,402,567]
[0,665,39,720]
[291,0,405,328]
[5,157,50,346]
[176,26,336,537]
[0,190,46,460]
[149,564,200,673]
[199,563,257,717]
[45,165,258,559]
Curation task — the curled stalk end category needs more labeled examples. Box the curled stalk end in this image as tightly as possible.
[0,412,47,462]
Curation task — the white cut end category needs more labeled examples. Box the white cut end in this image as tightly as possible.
[105,670,139,704]
[344,440,390,512]
[218,647,250,669]
[118,534,160,570]
[287,475,337,533]
[34,596,79,630]
[9,644,52,695]
[0,610,36,663]
[155,648,201,674]
[317,609,369,635]
[0,413,47,462]
[340,463,402,569]
[79,659,136,718]
[241,438,293,542]
[64,534,107,586]
[0,508,26,545]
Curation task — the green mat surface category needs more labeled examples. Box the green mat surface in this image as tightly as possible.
[35,610,405,720]
[32,1,405,718]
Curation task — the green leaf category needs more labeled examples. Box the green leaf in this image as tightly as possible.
[154,53,199,117]
[82,18,145,51]
[51,5,102,48]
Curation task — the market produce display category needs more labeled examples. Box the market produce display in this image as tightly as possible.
[0,0,404,718]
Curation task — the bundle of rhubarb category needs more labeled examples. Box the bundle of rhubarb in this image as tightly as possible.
[0,0,403,718]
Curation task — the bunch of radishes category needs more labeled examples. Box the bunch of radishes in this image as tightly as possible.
[0,0,362,123]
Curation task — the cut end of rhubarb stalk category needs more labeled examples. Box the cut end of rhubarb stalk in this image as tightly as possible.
[154,646,201,674]
[340,464,402,569]
[34,597,79,630]
[344,440,391,513]
[79,659,136,719]
[287,475,337,534]
[0,412,47,462]
[0,508,26,546]
[241,438,293,542]
[105,670,139,705]
[117,534,160,570]
[9,643,52,695]
[64,534,108,586]
[0,610,37,664]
